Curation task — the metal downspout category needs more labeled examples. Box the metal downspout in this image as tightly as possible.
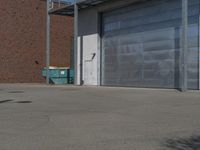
[74,1,79,85]
[46,0,51,84]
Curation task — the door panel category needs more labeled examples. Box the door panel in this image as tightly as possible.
[101,0,199,89]
[83,34,98,85]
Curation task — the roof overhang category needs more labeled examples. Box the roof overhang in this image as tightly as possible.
[49,0,111,16]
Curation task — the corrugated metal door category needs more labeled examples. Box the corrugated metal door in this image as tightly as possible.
[101,0,199,89]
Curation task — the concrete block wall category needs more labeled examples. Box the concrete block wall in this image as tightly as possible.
[0,0,73,83]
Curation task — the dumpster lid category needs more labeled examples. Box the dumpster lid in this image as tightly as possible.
[44,66,70,69]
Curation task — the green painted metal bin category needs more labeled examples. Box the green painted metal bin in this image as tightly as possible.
[42,67,74,84]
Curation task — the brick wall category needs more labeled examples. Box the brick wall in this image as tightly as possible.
[0,0,73,83]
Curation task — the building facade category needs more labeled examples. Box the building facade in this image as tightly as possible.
[0,0,73,83]
[73,0,199,90]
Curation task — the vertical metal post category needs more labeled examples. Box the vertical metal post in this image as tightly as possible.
[199,12,200,90]
[46,0,51,84]
[59,0,61,7]
[181,0,188,91]
[51,1,54,9]
[74,1,78,85]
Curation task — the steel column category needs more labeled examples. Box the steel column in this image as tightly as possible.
[46,0,51,84]
[74,2,78,85]
[181,0,188,91]
[199,11,200,90]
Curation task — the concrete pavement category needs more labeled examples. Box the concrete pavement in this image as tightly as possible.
[0,84,200,150]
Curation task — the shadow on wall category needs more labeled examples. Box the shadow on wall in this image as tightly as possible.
[161,136,200,150]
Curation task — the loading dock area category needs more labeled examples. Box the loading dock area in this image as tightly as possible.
[49,0,200,91]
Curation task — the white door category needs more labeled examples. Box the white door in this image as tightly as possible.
[83,34,98,85]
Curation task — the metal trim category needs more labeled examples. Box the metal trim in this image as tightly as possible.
[49,0,111,16]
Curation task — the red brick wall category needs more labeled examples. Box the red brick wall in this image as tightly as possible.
[0,0,73,83]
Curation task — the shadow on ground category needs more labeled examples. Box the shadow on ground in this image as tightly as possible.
[8,91,24,93]
[161,135,200,150]
[0,100,13,104]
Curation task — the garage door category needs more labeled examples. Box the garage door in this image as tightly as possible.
[101,0,199,89]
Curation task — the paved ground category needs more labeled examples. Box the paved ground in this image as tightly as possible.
[0,84,200,150]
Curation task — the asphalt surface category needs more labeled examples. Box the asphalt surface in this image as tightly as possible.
[0,84,200,150]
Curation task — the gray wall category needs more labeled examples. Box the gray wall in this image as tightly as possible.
[77,0,200,89]
[77,0,139,85]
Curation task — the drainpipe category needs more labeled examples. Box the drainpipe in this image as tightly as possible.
[74,1,79,85]
[46,0,51,84]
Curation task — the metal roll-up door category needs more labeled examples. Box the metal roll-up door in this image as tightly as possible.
[101,0,199,89]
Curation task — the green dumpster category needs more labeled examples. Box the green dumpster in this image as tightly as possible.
[42,67,74,84]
